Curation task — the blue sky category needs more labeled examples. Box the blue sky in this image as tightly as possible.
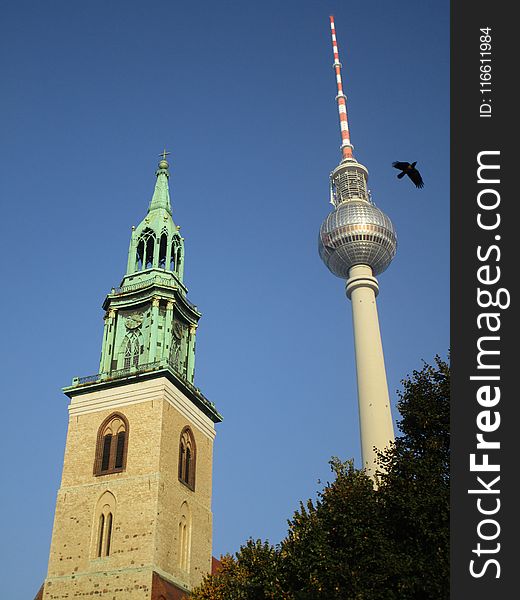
[0,1,449,597]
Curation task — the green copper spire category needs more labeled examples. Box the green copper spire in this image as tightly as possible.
[96,156,200,385]
[63,153,221,424]
[125,155,184,281]
[148,156,173,214]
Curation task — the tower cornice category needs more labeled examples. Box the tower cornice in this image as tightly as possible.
[64,363,222,424]
[103,272,200,321]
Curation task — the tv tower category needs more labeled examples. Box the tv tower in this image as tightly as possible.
[318,16,397,477]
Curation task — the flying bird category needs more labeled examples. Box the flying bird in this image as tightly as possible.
[392,161,424,188]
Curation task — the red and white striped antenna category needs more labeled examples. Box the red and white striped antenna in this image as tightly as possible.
[329,16,353,160]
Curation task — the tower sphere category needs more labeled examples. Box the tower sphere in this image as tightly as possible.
[318,199,397,278]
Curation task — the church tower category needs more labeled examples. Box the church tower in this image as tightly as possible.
[41,155,222,599]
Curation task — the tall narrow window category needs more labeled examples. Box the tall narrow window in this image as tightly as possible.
[145,234,155,269]
[178,502,191,571]
[123,333,140,370]
[94,413,129,476]
[178,427,196,490]
[178,444,185,480]
[124,339,132,369]
[176,247,182,274]
[101,435,112,471]
[132,336,139,367]
[105,513,113,556]
[97,514,105,557]
[170,240,177,271]
[170,321,183,372]
[136,228,156,271]
[93,491,116,560]
[159,232,168,269]
[114,431,126,469]
[179,519,187,570]
[185,448,191,482]
[136,239,144,271]
[170,344,181,371]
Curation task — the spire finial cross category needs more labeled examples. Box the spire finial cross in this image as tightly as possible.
[159,148,170,161]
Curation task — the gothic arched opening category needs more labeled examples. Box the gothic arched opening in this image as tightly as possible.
[94,413,129,476]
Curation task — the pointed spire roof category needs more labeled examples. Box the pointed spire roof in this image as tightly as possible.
[148,156,172,215]
[123,152,184,281]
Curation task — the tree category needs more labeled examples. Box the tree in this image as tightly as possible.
[281,460,393,600]
[191,356,450,599]
[376,355,450,598]
[191,539,288,600]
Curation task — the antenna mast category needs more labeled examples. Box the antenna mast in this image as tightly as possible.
[329,16,353,160]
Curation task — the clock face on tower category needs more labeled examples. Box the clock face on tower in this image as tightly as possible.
[125,313,144,330]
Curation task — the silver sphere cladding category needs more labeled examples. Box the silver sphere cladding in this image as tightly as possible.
[318,200,397,278]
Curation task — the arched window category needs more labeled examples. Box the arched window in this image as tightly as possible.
[170,240,177,271]
[94,413,129,476]
[159,231,168,269]
[123,333,140,369]
[135,228,156,271]
[97,513,105,556]
[136,238,144,271]
[178,501,191,572]
[170,236,183,274]
[169,322,182,371]
[145,234,155,269]
[93,491,116,559]
[178,427,196,490]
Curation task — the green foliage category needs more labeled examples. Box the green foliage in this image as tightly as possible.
[191,356,450,600]
[191,539,288,600]
[376,355,450,599]
[281,460,392,600]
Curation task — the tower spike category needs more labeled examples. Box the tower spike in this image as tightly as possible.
[148,153,172,215]
[330,15,353,160]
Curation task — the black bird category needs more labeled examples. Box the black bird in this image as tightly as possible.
[392,161,424,188]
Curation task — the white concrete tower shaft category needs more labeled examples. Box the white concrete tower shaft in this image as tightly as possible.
[346,265,395,476]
